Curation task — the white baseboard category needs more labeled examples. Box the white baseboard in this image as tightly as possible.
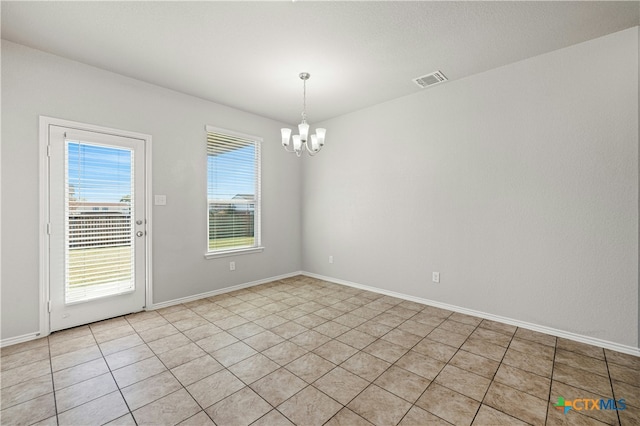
[0,332,42,348]
[148,271,304,310]
[1,271,303,348]
[4,270,637,357]
[303,271,640,357]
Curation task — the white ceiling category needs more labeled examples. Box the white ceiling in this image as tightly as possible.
[2,1,638,125]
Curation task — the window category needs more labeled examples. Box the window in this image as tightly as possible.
[206,125,262,257]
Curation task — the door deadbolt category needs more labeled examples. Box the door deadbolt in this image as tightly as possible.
[136,231,144,237]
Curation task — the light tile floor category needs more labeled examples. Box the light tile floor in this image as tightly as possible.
[1,276,638,425]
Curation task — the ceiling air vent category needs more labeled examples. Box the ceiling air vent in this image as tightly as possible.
[412,71,447,89]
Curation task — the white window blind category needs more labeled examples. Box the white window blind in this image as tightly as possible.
[65,140,135,304]
[206,126,262,253]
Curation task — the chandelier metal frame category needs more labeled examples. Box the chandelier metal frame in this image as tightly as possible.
[281,72,326,157]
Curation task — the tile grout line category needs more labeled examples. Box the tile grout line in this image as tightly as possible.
[230,282,624,424]
[147,288,328,424]
[233,289,507,425]
[5,277,637,426]
[388,311,454,426]
[267,288,402,425]
[544,337,558,426]
[260,284,407,424]
[124,309,266,422]
[46,336,60,426]
[123,315,187,419]
[238,284,355,425]
[603,349,623,426]
[88,322,139,426]
[125,312,218,424]
[414,312,484,426]
[478,325,521,425]
[0,352,52,411]
[249,290,367,424]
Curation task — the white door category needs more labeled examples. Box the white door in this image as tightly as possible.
[48,125,147,331]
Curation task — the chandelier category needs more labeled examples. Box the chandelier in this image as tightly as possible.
[281,72,326,157]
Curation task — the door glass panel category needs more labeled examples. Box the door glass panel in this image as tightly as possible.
[65,141,135,304]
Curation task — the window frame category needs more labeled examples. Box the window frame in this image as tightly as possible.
[204,125,263,259]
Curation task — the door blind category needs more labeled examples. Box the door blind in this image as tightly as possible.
[64,140,135,304]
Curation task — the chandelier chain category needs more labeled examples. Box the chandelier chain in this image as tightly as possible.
[302,78,307,122]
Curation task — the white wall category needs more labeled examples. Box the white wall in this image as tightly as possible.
[2,27,638,348]
[1,41,302,340]
[303,27,639,348]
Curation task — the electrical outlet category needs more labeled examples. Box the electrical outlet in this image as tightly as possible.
[329,255,333,264]
[229,261,236,271]
[432,272,440,283]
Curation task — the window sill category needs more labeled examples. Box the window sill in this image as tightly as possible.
[204,246,264,260]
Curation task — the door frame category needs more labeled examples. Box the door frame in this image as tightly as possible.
[39,116,153,336]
